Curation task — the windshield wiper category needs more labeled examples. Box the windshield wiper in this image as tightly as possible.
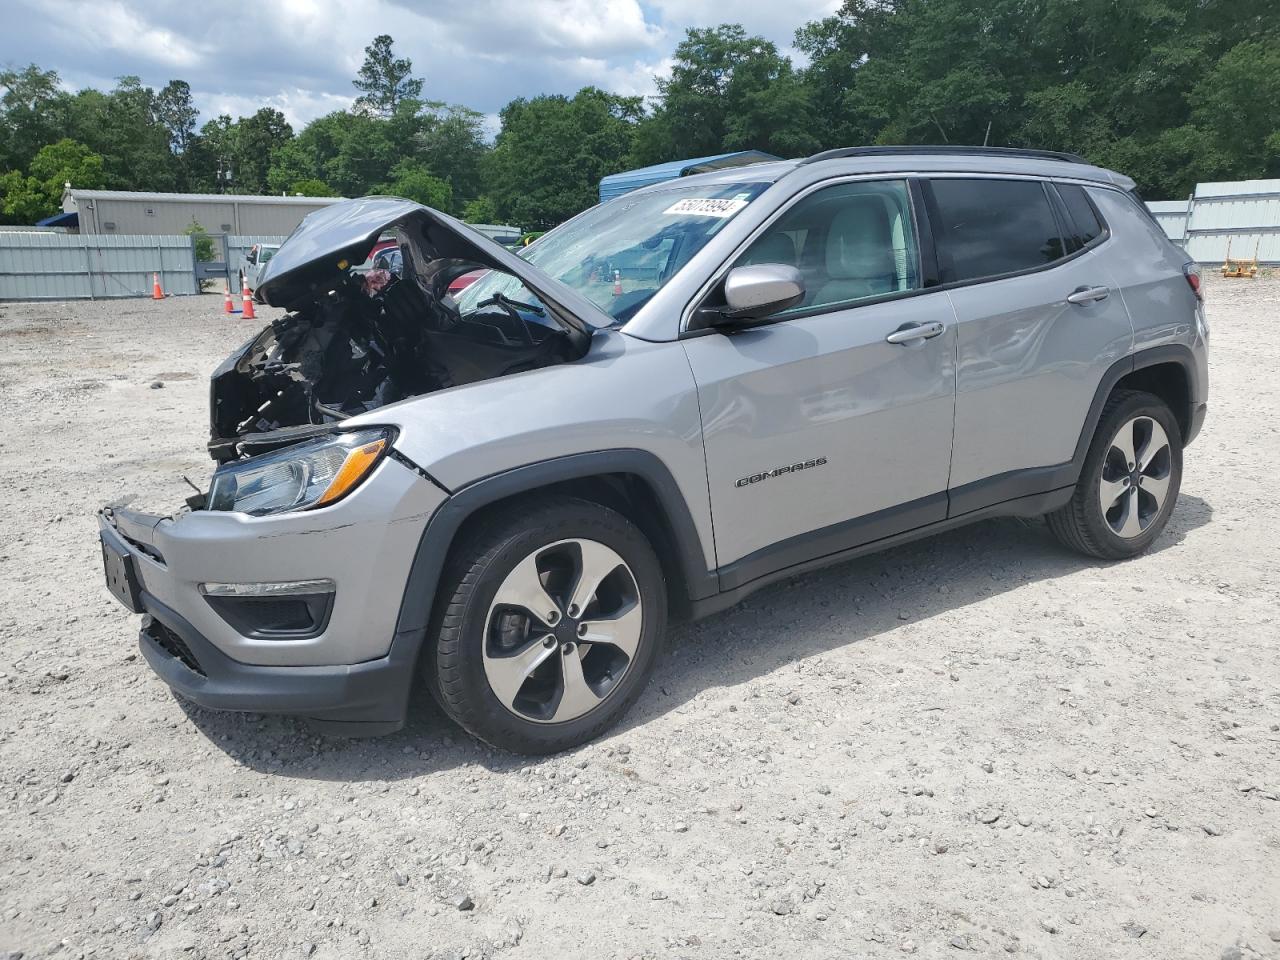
[478,292,545,317]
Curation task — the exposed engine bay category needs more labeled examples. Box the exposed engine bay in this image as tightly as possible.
[208,203,592,464]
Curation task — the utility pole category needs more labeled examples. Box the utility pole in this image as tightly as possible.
[216,158,234,194]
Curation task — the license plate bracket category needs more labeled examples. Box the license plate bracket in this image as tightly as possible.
[101,532,143,613]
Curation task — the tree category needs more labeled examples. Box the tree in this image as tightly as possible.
[288,177,337,197]
[793,0,1279,195]
[462,196,499,223]
[1190,39,1280,179]
[267,109,398,197]
[0,65,69,171]
[376,159,452,208]
[634,25,818,164]
[155,80,198,155]
[353,35,423,117]
[487,87,642,227]
[232,108,293,193]
[60,77,176,191]
[0,138,104,223]
[415,103,489,209]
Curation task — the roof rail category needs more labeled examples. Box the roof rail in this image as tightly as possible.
[796,145,1088,166]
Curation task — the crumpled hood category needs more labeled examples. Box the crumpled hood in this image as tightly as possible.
[255,196,612,337]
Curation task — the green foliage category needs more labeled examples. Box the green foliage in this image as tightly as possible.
[376,160,453,209]
[1189,39,1280,178]
[232,108,293,193]
[0,138,104,223]
[289,178,337,197]
[487,87,642,228]
[0,65,67,172]
[183,218,215,261]
[794,0,1280,195]
[462,196,499,223]
[635,25,819,164]
[353,35,424,117]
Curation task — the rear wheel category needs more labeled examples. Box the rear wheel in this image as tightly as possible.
[1047,389,1183,559]
[429,497,667,754]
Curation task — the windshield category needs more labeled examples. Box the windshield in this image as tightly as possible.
[455,180,769,323]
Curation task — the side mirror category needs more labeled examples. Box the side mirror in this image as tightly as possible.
[714,264,805,326]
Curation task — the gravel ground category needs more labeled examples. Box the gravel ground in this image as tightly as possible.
[0,278,1277,960]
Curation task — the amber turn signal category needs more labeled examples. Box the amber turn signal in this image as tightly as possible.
[315,438,388,507]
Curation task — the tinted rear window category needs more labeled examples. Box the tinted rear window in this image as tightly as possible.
[929,179,1065,283]
[1057,184,1104,248]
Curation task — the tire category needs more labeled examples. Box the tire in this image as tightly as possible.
[428,496,667,754]
[1047,389,1183,560]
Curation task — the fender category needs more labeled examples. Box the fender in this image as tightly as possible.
[392,449,718,640]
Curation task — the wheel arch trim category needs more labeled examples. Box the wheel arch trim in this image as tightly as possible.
[1073,343,1201,468]
[393,449,717,639]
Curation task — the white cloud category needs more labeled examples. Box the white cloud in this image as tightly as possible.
[0,0,840,128]
[196,89,355,130]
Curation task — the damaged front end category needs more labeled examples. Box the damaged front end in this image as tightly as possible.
[208,197,604,464]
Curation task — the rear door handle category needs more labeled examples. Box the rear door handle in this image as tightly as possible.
[1066,285,1110,304]
[885,321,946,345]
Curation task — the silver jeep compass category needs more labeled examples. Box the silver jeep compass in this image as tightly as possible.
[99,146,1209,754]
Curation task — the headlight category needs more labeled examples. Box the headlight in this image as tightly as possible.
[208,429,390,516]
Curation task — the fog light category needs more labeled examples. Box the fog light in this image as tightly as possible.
[199,579,335,597]
[199,580,335,639]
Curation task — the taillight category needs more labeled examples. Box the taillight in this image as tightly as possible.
[1184,264,1203,302]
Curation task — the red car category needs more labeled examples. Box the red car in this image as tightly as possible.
[448,269,485,293]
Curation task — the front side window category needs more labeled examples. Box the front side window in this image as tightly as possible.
[731,179,919,316]
[929,178,1066,283]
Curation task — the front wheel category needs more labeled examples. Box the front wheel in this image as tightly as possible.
[1047,389,1183,560]
[429,497,667,754]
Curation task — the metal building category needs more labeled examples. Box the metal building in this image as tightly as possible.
[62,188,344,237]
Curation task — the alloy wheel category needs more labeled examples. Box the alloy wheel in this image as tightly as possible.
[482,538,642,723]
[1099,416,1172,539]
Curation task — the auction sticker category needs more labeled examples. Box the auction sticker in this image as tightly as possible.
[663,197,749,218]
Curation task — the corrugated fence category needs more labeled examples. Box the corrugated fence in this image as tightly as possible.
[1149,178,1280,266]
[0,233,199,300]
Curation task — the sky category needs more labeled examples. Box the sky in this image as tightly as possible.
[0,0,839,135]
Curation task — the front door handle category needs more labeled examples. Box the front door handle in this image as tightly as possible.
[1066,285,1110,304]
[885,321,946,345]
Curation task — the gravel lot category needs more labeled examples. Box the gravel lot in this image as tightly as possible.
[1,278,1277,960]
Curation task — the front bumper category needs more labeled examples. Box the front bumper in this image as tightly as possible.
[1186,401,1208,446]
[99,456,446,731]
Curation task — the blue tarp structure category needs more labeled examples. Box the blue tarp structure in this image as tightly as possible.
[35,211,78,228]
[599,151,780,203]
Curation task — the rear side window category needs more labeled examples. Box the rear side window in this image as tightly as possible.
[928,178,1066,283]
[1057,184,1104,249]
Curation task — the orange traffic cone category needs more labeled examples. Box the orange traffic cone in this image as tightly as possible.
[241,281,256,320]
[612,270,623,297]
[151,272,164,300]
[223,281,234,314]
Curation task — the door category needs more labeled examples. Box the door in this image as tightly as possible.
[681,178,957,588]
[924,177,1134,513]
